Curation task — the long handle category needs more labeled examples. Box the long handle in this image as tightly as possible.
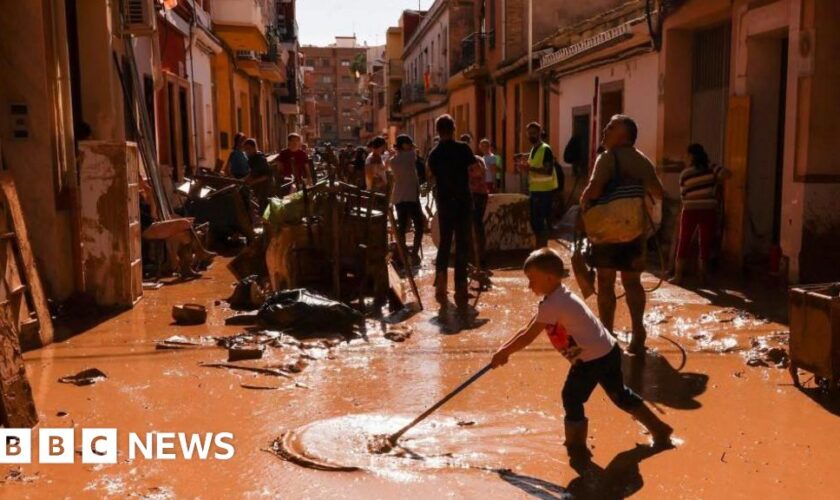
[386,206,423,310]
[388,364,492,442]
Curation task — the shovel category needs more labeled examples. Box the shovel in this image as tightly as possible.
[369,363,492,453]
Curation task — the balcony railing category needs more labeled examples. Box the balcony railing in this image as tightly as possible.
[401,84,425,105]
[454,32,478,75]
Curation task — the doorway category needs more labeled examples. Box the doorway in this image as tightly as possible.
[571,107,591,178]
[744,35,788,265]
[598,81,623,144]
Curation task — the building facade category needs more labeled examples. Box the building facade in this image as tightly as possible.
[301,37,367,146]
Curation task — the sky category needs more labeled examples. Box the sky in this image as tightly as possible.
[297,0,435,47]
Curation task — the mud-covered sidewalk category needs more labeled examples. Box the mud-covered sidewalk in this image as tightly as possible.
[6,241,840,498]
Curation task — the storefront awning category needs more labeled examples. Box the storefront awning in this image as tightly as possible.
[215,25,269,53]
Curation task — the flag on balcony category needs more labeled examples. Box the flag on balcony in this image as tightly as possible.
[424,68,430,92]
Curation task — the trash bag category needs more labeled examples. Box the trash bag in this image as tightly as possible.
[257,289,363,333]
[263,191,306,229]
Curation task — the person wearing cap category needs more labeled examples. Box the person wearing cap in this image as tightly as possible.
[390,134,424,262]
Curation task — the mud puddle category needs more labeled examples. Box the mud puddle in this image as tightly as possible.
[271,411,560,482]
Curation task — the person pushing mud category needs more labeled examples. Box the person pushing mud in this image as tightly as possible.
[490,248,673,456]
[580,115,664,355]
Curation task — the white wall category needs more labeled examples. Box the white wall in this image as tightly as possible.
[551,52,660,171]
[187,45,216,166]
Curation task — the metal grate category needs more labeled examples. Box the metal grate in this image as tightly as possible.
[125,0,147,26]
[692,23,731,92]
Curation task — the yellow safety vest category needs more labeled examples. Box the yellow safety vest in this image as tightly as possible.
[529,142,558,192]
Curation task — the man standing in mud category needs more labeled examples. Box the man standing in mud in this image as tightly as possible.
[525,122,559,248]
[580,115,664,355]
[428,114,477,311]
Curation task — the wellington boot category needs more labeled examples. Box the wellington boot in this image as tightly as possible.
[564,418,588,451]
[628,405,673,449]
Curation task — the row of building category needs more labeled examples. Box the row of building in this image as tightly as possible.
[0,0,304,308]
[353,0,838,285]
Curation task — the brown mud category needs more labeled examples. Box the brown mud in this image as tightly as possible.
[7,238,840,498]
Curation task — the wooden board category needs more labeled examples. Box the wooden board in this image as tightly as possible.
[0,301,37,427]
[0,171,54,346]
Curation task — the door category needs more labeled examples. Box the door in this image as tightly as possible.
[599,82,623,144]
[691,23,731,169]
[744,36,788,266]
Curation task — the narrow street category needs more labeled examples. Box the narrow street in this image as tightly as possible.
[3,0,840,498]
[7,239,840,498]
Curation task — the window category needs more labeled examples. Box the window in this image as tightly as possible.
[305,59,315,67]
[322,59,331,67]
[322,76,333,83]
[343,125,353,132]
[341,59,351,67]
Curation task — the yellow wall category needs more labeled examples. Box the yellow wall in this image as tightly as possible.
[449,85,478,139]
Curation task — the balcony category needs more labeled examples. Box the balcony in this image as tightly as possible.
[453,32,479,75]
[212,0,268,52]
[388,59,403,81]
[236,50,261,77]
[401,84,425,105]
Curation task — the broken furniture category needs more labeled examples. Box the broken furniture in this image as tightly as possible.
[0,171,54,349]
[789,283,840,393]
[0,300,37,427]
[78,141,143,308]
[183,173,258,244]
[264,181,389,306]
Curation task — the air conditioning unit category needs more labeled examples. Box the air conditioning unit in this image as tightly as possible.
[122,0,156,36]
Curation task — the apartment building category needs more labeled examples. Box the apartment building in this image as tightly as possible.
[301,37,367,145]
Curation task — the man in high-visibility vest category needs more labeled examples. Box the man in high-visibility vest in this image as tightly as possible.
[524,122,558,248]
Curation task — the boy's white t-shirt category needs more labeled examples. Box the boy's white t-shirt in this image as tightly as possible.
[536,284,616,363]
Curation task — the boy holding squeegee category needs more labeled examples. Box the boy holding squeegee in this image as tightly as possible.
[490,248,673,452]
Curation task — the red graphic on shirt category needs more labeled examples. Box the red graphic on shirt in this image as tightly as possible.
[545,324,583,364]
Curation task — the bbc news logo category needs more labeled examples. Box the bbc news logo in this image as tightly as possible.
[1,429,235,464]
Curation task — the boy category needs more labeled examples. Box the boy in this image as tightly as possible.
[491,248,673,452]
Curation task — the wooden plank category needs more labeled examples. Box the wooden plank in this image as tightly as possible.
[0,171,54,346]
[722,95,751,271]
[0,301,37,427]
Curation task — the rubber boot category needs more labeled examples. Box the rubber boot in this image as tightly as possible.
[434,272,448,306]
[669,258,685,286]
[564,418,588,452]
[628,404,673,449]
[454,281,470,312]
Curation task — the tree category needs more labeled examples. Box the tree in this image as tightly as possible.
[349,53,366,80]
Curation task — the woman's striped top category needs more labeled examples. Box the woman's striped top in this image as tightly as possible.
[679,165,722,210]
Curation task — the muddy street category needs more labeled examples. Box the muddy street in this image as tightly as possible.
[3,240,838,499]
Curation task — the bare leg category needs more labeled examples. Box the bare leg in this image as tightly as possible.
[596,268,617,334]
[622,271,647,354]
